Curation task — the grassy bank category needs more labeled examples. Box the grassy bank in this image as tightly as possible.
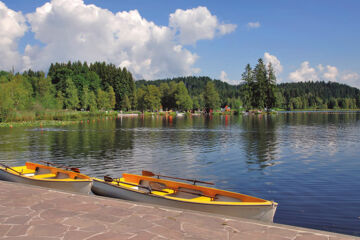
[0,110,119,128]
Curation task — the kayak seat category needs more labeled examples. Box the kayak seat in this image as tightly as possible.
[35,167,51,175]
[214,194,242,202]
[54,172,70,179]
[139,180,167,191]
[32,173,57,179]
[168,187,202,199]
[149,182,167,191]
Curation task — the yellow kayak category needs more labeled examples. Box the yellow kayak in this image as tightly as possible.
[0,162,92,194]
[91,171,278,222]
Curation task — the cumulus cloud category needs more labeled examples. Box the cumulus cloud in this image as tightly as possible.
[289,61,360,88]
[289,61,319,82]
[169,6,236,45]
[219,70,238,85]
[0,0,235,79]
[341,72,360,88]
[247,21,260,29]
[322,65,338,81]
[264,52,283,76]
[0,1,27,71]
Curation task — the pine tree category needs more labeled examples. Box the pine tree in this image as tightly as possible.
[241,64,253,110]
[265,63,277,110]
[253,58,267,109]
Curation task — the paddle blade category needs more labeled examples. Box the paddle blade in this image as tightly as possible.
[142,170,155,177]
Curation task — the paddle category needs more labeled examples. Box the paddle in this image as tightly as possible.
[104,175,216,199]
[0,163,22,175]
[103,176,169,194]
[40,161,80,173]
[142,170,214,185]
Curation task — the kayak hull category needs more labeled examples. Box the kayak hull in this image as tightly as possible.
[92,179,277,222]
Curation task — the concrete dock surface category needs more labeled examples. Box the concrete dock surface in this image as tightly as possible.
[0,181,358,240]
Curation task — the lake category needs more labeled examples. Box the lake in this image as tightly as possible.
[0,112,359,236]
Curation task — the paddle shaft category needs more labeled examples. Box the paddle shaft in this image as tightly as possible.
[40,161,80,173]
[142,170,214,185]
[0,163,22,175]
[103,176,169,194]
[173,189,215,199]
[104,175,215,199]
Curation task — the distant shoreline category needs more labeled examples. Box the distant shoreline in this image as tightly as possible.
[1,110,360,128]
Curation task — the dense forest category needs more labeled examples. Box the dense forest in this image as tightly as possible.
[0,60,360,122]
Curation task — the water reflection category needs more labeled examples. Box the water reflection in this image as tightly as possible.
[240,114,279,170]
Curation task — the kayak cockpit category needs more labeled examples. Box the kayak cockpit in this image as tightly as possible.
[109,173,272,205]
[5,162,90,180]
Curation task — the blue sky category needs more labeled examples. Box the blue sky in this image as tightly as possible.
[1,0,359,88]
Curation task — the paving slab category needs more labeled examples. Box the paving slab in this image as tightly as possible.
[0,180,358,240]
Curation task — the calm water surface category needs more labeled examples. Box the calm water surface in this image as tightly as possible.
[0,112,359,236]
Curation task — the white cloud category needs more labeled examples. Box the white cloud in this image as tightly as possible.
[264,52,283,76]
[219,70,238,85]
[322,65,338,81]
[25,0,200,79]
[0,0,235,79]
[247,21,260,29]
[342,72,359,81]
[289,61,319,82]
[169,6,236,45]
[289,61,360,88]
[341,72,360,88]
[0,1,27,71]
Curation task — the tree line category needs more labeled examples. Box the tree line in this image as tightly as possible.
[1,59,360,121]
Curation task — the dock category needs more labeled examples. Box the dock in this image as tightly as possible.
[0,181,357,240]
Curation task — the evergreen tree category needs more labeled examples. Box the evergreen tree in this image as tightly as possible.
[264,63,277,110]
[241,64,254,110]
[253,58,267,109]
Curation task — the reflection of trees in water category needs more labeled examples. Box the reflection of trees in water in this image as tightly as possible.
[47,120,134,167]
[240,114,278,171]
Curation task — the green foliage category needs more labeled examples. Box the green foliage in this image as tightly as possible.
[88,91,98,111]
[96,88,109,110]
[80,86,90,110]
[204,81,220,111]
[108,86,116,109]
[144,85,161,111]
[63,78,79,110]
[121,95,131,111]
[192,95,204,110]
[175,82,193,111]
